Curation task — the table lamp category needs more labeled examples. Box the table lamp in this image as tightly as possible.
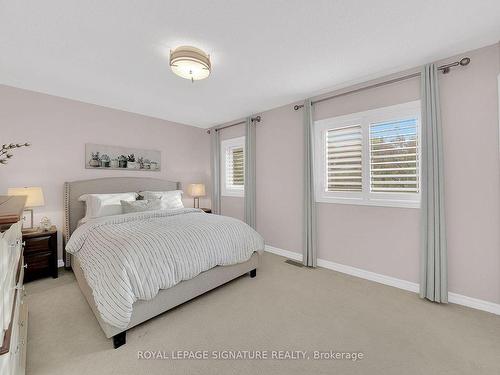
[8,186,45,231]
[187,183,206,209]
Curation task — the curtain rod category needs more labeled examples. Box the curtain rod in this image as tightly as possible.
[293,57,471,110]
[206,116,261,134]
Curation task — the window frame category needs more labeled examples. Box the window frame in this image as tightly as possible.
[221,136,245,197]
[314,101,421,209]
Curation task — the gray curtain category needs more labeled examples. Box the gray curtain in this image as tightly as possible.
[420,64,447,303]
[303,99,317,267]
[244,117,256,228]
[210,129,221,214]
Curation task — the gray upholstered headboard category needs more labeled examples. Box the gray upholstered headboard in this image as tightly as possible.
[63,177,180,266]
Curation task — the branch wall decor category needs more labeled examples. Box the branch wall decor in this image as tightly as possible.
[0,142,30,165]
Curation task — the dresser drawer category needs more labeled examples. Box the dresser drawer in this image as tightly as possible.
[0,254,25,375]
[23,236,51,254]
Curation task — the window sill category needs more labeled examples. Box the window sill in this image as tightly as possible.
[316,196,420,209]
[221,191,244,198]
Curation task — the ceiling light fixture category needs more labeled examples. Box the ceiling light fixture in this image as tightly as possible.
[170,46,211,82]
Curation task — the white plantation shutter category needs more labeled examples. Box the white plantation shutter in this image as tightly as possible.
[221,136,245,196]
[326,125,362,192]
[315,101,421,208]
[369,119,419,193]
[226,145,244,190]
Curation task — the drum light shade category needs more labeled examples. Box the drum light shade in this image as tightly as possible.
[170,46,211,81]
[8,186,45,207]
[187,184,206,198]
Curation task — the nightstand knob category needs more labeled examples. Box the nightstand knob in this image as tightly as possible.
[22,241,26,247]
[24,263,28,269]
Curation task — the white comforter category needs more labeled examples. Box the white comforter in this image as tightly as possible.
[66,208,264,329]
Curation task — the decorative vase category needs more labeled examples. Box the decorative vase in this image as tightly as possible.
[89,159,100,167]
[127,161,136,169]
[40,217,52,231]
[100,160,110,168]
[150,162,158,170]
[119,160,127,168]
[110,159,118,168]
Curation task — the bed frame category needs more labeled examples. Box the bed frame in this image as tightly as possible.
[63,177,259,348]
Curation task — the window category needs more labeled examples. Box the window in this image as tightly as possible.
[370,118,419,194]
[221,136,245,197]
[314,101,421,208]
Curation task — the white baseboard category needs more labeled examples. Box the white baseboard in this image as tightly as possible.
[316,257,420,293]
[447,292,500,315]
[265,245,302,262]
[58,259,65,268]
[264,245,500,316]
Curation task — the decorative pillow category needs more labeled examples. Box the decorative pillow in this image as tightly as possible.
[120,199,166,214]
[139,190,184,209]
[78,192,137,222]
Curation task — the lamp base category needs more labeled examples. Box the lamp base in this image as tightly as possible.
[193,197,200,209]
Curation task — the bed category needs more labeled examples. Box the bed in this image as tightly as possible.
[63,177,263,348]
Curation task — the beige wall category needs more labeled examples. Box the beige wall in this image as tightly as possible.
[224,43,500,304]
[0,85,211,259]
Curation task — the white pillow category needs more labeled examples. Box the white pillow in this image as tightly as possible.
[120,199,166,214]
[79,192,137,222]
[139,190,184,209]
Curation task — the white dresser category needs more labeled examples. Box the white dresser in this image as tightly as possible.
[0,196,28,375]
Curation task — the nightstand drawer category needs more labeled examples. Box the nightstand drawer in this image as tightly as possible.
[24,236,51,254]
[22,226,58,282]
[25,252,51,269]
[24,252,52,282]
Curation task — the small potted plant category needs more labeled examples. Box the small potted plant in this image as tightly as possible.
[137,156,144,169]
[100,154,110,168]
[89,152,100,167]
[127,154,136,169]
[143,158,151,169]
[110,158,119,168]
[118,155,127,168]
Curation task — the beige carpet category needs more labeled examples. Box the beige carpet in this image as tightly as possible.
[25,252,500,375]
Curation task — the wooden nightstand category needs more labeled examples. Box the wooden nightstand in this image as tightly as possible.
[201,208,212,213]
[22,225,58,282]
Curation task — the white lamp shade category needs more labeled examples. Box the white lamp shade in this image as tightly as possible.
[187,184,206,198]
[8,186,45,207]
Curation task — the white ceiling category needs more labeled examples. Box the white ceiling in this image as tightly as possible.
[1,1,499,128]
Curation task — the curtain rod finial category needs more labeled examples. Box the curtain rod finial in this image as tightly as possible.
[460,57,471,66]
[294,104,304,111]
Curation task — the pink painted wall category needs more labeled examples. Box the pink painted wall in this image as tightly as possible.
[0,85,211,259]
[312,73,421,283]
[226,43,500,304]
[2,43,499,305]
[253,72,422,277]
[439,44,500,303]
